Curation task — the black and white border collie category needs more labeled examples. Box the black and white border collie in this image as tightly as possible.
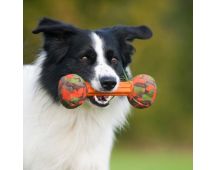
[24,18,152,170]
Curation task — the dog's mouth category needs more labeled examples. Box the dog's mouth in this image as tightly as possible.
[88,96,114,107]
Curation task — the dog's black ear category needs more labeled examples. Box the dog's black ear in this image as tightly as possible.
[110,25,152,67]
[32,18,80,63]
[32,17,79,35]
[111,25,152,42]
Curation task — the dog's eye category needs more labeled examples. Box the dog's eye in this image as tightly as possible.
[80,56,89,63]
[111,57,118,65]
[79,50,96,64]
[106,50,118,65]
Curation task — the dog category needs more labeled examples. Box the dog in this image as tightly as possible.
[23,17,152,170]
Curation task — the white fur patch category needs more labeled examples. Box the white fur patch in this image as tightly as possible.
[90,32,120,91]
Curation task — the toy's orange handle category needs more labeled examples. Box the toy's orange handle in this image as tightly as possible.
[86,81,133,96]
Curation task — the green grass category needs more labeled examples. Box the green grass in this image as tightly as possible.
[111,150,192,170]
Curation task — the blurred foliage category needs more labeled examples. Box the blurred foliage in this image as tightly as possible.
[24,0,192,148]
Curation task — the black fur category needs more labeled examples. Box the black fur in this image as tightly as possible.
[33,17,152,103]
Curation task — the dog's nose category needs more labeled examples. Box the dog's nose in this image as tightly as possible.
[100,76,117,91]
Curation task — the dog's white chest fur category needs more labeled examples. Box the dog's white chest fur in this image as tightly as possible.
[23,63,130,170]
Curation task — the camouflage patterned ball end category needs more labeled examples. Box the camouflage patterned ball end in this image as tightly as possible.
[58,74,87,109]
[128,74,157,109]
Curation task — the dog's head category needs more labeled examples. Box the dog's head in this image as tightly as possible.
[33,18,152,107]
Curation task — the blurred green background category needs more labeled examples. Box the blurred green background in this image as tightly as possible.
[24,0,193,169]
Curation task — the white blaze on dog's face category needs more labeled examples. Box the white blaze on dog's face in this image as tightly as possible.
[90,32,120,92]
[32,18,152,107]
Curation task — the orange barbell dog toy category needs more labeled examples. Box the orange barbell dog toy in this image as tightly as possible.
[58,74,157,109]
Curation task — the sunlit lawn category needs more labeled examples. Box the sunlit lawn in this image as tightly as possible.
[111,149,192,170]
